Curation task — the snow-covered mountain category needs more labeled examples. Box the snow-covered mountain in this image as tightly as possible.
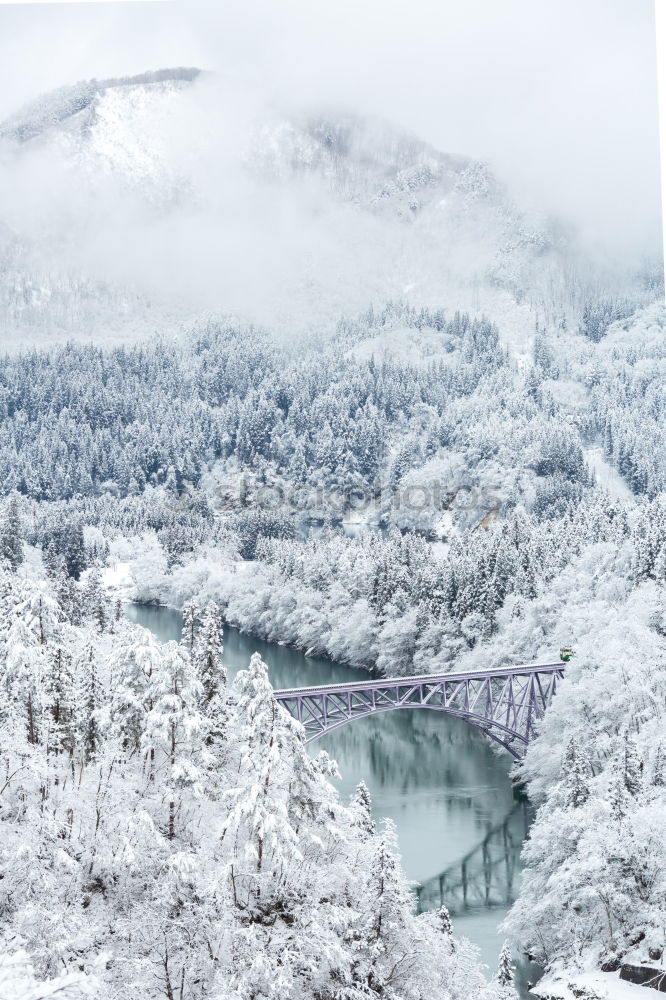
[0,68,651,347]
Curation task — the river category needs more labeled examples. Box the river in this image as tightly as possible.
[125,602,540,997]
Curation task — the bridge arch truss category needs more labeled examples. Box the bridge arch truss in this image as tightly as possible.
[275,662,564,758]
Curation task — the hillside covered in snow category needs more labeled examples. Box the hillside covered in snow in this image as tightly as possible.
[0,69,658,349]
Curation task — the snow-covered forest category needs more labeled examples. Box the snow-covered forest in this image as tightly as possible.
[7,304,664,680]
[0,556,515,1000]
[2,296,665,997]
[0,43,664,1000]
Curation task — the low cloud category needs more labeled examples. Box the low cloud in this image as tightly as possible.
[0,0,660,340]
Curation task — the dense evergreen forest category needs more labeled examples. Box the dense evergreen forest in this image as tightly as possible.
[5,297,666,997]
[0,296,665,999]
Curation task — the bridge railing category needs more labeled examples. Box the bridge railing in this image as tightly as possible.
[274,661,562,698]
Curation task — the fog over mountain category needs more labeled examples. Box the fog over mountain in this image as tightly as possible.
[0,70,537,339]
[0,1,660,347]
[0,69,660,346]
[1,0,659,256]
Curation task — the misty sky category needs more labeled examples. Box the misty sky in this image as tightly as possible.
[0,0,661,256]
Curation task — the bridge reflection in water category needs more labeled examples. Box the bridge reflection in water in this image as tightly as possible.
[415,800,532,916]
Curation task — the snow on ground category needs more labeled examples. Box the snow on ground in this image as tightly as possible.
[472,287,537,364]
[101,561,133,598]
[532,969,659,999]
[343,289,538,369]
[584,446,634,502]
[342,508,382,527]
[345,324,456,366]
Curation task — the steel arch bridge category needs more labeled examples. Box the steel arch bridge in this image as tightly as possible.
[275,661,564,758]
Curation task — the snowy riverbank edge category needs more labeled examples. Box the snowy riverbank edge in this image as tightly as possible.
[532,969,660,999]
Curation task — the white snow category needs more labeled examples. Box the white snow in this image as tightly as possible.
[533,969,661,999]
[101,560,133,596]
[584,446,634,501]
[345,324,456,366]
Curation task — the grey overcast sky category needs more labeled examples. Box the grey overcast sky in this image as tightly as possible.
[0,0,661,255]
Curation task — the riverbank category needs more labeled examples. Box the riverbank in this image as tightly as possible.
[533,968,662,999]
[103,513,566,681]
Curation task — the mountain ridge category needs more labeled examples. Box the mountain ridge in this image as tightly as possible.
[0,68,654,349]
[0,67,202,144]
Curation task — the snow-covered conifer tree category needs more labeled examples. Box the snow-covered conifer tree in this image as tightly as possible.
[108,624,163,751]
[436,905,454,938]
[73,640,104,762]
[42,645,75,756]
[3,617,46,745]
[350,779,376,837]
[180,598,199,655]
[55,572,82,625]
[223,652,302,888]
[496,942,516,992]
[623,734,643,796]
[63,524,86,580]
[0,494,23,571]
[350,821,423,995]
[196,600,225,706]
[653,742,666,787]
[83,569,107,632]
[609,774,629,822]
[562,738,590,809]
[142,639,203,839]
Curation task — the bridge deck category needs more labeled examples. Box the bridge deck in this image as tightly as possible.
[274,661,562,698]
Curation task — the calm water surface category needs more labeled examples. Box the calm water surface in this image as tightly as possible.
[125,602,540,997]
